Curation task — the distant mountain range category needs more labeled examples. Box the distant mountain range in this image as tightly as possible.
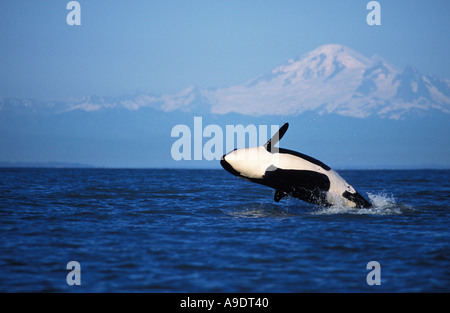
[1,44,449,120]
[206,44,450,119]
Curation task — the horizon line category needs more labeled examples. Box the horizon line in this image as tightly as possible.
[1,162,449,171]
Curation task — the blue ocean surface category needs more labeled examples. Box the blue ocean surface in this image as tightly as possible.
[0,168,449,292]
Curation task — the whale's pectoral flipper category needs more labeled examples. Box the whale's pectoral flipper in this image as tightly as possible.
[264,123,289,153]
[274,189,288,202]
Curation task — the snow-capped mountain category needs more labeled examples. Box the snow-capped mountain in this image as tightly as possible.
[206,44,450,119]
[1,44,449,120]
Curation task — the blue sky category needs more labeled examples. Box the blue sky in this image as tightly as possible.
[1,0,449,100]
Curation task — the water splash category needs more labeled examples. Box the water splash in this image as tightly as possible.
[311,192,413,215]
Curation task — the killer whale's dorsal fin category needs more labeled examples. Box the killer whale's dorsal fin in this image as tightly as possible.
[264,122,289,152]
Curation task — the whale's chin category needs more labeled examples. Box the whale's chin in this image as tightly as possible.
[220,155,240,177]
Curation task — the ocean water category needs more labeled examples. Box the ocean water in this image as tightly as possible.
[0,168,449,292]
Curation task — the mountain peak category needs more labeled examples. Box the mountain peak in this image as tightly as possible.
[304,44,371,68]
[306,43,355,59]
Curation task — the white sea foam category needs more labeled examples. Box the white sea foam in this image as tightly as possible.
[311,192,413,215]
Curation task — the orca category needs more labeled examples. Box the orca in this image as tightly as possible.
[220,123,372,208]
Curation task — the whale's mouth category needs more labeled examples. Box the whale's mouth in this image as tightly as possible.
[220,155,241,177]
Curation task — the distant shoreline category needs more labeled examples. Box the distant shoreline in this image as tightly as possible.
[0,162,95,168]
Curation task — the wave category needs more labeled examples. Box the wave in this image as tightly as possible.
[226,203,298,218]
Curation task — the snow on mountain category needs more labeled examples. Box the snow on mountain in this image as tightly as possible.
[206,44,450,119]
[1,44,449,120]
[61,86,211,113]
